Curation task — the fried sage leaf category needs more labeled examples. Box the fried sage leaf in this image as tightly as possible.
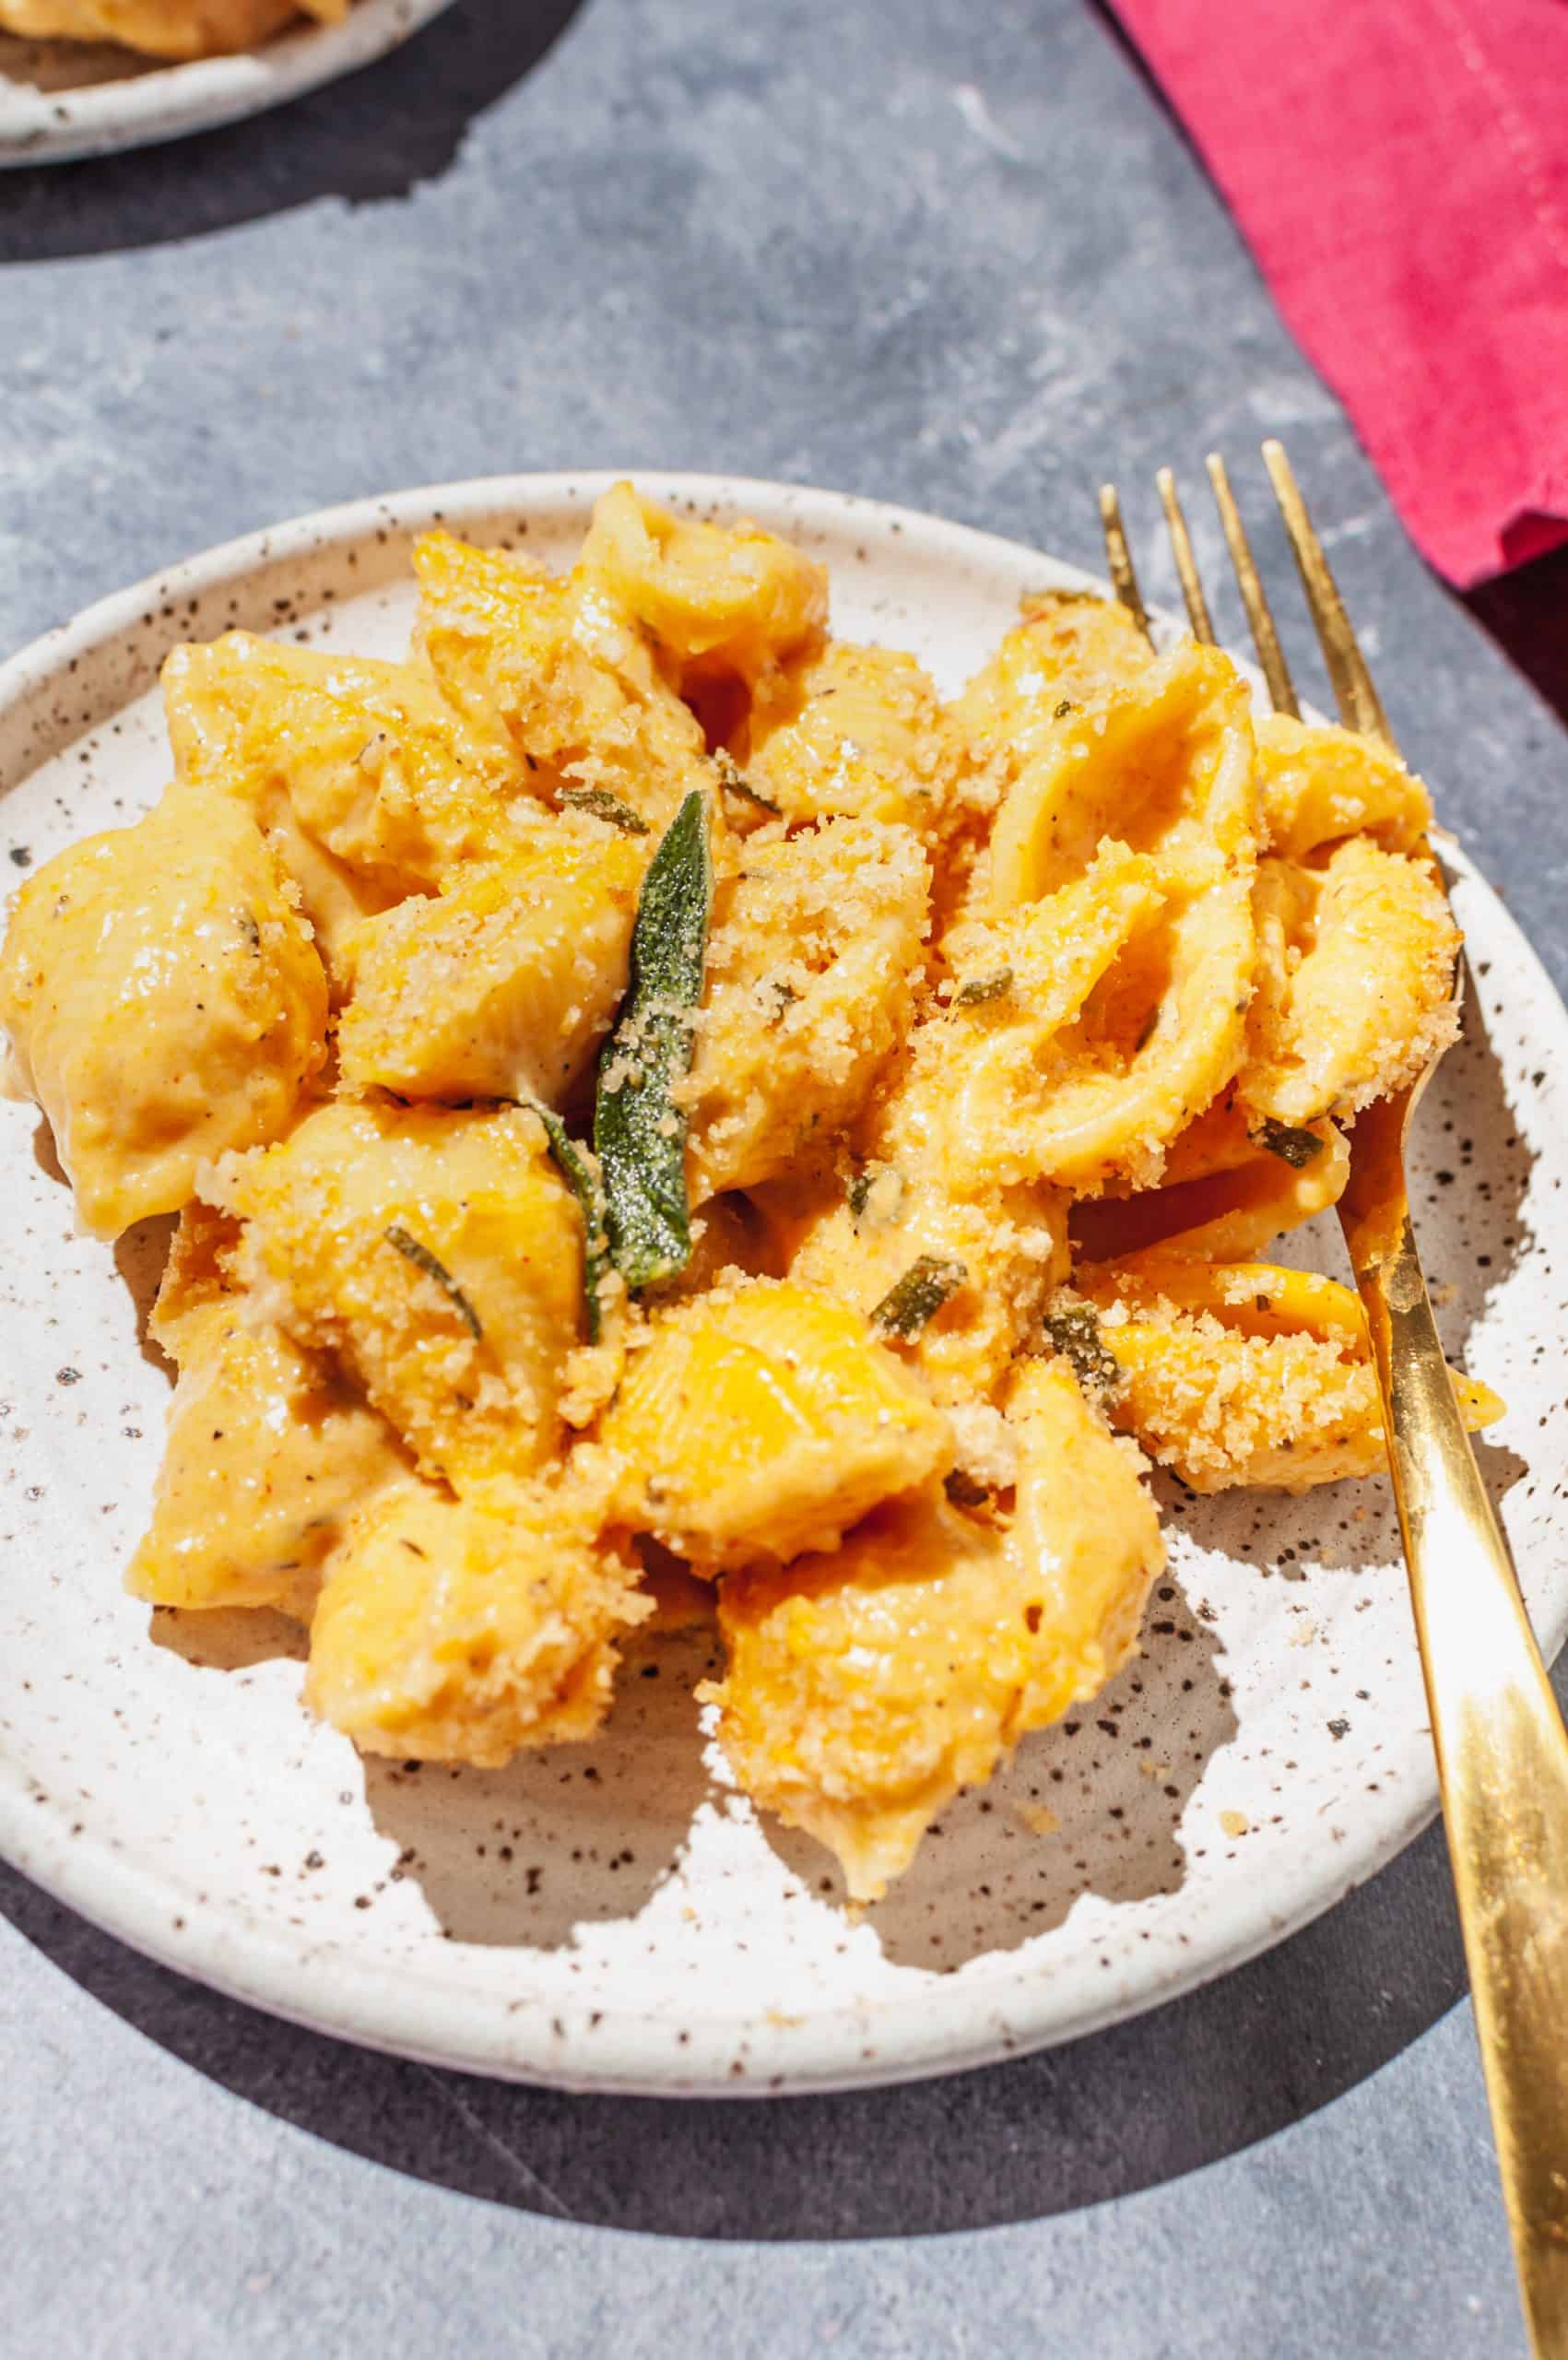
[530,1101,614,1345]
[594,788,713,1291]
[1043,1301,1118,1398]
[846,1161,905,1227]
[1255,1118,1326,1169]
[557,785,651,835]
[384,1224,482,1340]
[952,965,1013,1009]
[870,1254,967,1339]
[713,750,781,816]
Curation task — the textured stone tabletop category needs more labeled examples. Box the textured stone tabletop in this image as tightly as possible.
[2,2,1566,2353]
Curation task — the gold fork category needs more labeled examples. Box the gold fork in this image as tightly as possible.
[1101,442,1568,2357]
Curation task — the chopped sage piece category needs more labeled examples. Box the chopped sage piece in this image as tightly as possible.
[237,908,261,950]
[530,1101,613,1345]
[713,749,781,815]
[558,785,651,835]
[1255,1118,1325,1170]
[594,788,713,1292]
[1043,1301,1118,1397]
[1053,698,1074,721]
[944,1468,991,1509]
[760,974,799,1022]
[847,1162,906,1227]
[384,1224,482,1340]
[953,965,1014,1009]
[870,1255,967,1339]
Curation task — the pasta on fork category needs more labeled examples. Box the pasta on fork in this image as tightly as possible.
[0,483,1498,1902]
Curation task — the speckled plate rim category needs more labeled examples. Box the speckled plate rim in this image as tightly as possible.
[0,0,455,166]
[1,470,1565,2099]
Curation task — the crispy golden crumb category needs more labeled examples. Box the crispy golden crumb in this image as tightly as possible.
[1079,1258,1501,1493]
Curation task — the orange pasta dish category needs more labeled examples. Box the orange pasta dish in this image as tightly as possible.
[0,484,1499,1902]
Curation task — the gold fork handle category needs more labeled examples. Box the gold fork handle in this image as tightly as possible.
[1349,1198,1568,2354]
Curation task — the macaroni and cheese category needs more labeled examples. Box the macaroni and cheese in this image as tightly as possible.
[0,484,1499,1901]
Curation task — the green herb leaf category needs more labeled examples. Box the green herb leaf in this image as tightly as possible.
[1255,1118,1326,1170]
[1053,698,1074,721]
[952,965,1014,1009]
[870,1255,967,1339]
[594,787,713,1292]
[1043,1302,1118,1397]
[557,785,651,835]
[713,750,781,816]
[237,908,261,950]
[847,1162,905,1227]
[384,1224,482,1340]
[530,1102,613,1345]
[944,1467,991,1509]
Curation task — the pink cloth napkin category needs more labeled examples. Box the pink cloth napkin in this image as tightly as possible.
[1109,0,1568,585]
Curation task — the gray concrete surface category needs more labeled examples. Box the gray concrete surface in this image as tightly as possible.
[3,0,1566,2351]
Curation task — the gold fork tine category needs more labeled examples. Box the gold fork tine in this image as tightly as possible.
[1206,451,1300,719]
[1098,483,1152,644]
[1263,438,1396,753]
[1155,444,1568,2354]
[1154,467,1215,643]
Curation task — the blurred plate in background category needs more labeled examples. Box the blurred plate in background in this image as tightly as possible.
[0,0,456,165]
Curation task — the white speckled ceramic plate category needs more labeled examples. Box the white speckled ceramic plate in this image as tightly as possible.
[1,473,1565,2096]
[0,0,454,166]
